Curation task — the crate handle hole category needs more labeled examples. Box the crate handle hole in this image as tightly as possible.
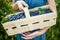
[43,20,50,22]
[21,24,28,27]
[5,29,8,30]
[12,26,17,29]
[32,21,39,24]
[53,18,56,20]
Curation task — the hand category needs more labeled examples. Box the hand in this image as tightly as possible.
[21,26,51,40]
[22,31,40,39]
[16,1,28,10]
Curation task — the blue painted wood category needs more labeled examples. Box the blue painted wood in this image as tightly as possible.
[13,0,46,40]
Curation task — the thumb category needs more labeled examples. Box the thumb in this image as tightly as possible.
[21,1,29,8]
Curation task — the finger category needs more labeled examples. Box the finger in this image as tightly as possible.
[22,33,36,39]
[22,32,29,37]
[22,36,32,39]
[22,31,37,37]
[17,1,24,10]
[26,31,32,34]
[22,36,28,39]
[27,31,39,37]
[21,1,28,7]
[22,34,26,36]
[22,31,31,35]
[23,32,28,35]
[22,33,34,38]
[18,3,24,10]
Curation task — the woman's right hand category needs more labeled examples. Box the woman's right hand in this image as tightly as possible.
[12,1,28,11]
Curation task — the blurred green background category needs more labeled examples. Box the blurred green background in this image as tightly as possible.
[0,0,60,40]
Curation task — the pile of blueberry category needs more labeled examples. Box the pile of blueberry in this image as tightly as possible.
[8,8,52,21]
[8,13,26,21]
[30,8,52,16]
[44,8,52,13]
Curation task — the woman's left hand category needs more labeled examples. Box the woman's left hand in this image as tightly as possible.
[22,26,50,39]
[22,31,40,39]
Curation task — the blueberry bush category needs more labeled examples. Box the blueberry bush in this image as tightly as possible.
[0,0,60,40]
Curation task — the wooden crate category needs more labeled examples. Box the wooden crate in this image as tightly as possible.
[2,5,57,36]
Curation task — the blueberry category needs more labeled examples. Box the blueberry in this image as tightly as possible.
[8,17,13,21]
[34,11,38,15]
[33,12,37,16]
[16,13,25,19]
[16,15,20,19]
[16,14,21,19]
[30,12,33,16]
[8,15,17,21]
[20,15,25,19]
[45,8,52,13]
[11,15,17,20]
[30,11,38,16]
[8,12,26,21]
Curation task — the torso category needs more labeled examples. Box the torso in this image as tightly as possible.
[14,0,46,40]
[14,0,46,9]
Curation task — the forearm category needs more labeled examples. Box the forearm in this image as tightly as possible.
[38,26,51,35]
[47,0,57,12]
[38,0,57,36]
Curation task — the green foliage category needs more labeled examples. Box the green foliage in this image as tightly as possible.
[0,0,16,40]
[38,8,45,12]
[46,0,60,40]
[37,8,46,14]
[0,0,60,40]
[0,0,14,22]
[1,17,8,23]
